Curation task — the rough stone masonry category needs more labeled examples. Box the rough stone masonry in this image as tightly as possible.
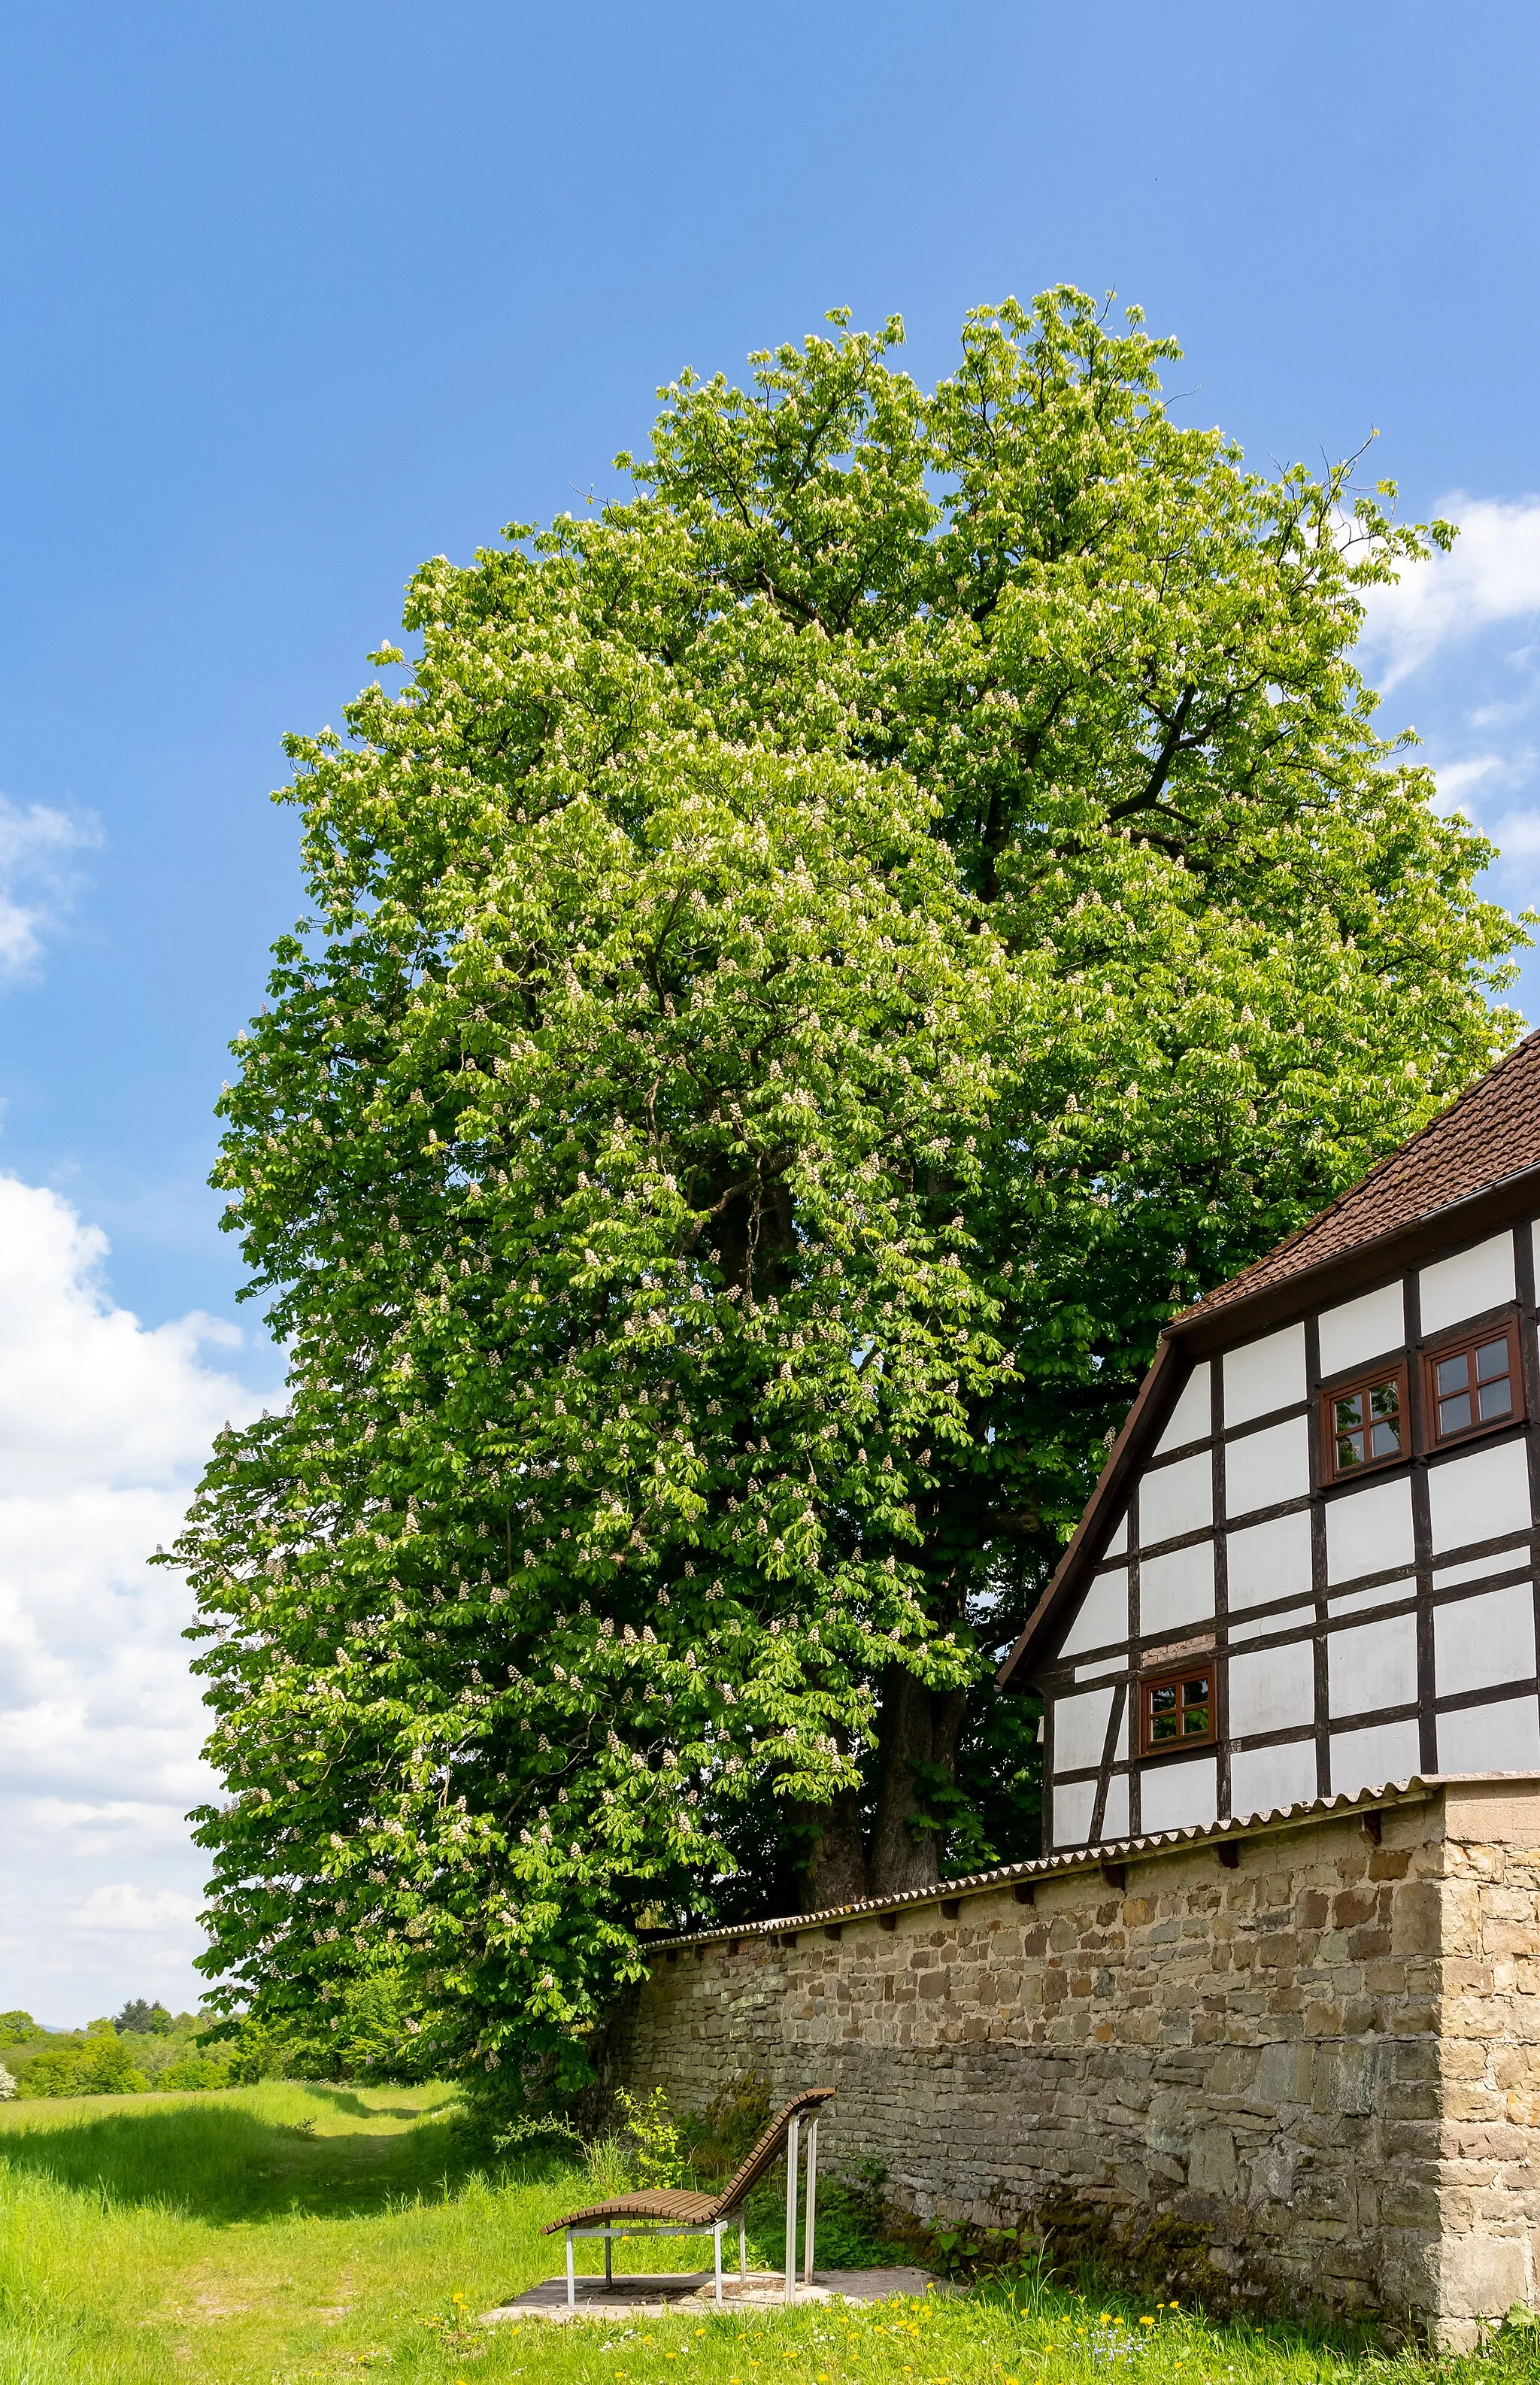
[597,1777,1540,2344]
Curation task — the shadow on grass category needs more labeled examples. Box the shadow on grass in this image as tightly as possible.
[294,2084,455,2123]
[0,2099,474,2225]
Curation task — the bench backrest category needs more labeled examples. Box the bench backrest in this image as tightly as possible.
[718,2086,835,2211]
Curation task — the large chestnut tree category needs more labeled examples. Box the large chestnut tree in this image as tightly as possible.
[174,292,1521,2085]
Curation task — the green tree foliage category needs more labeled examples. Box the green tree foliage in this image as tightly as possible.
[155,2051,232,2090]
[0,2011,47,2044]
[5,2012,239,2098]
[18,2035,148,2098]
[217,1972,443,2086]
[115,1998,173,2037]
[172,291,1523,2089]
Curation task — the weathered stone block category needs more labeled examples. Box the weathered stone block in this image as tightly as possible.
[1189,2124,1240,2199]
[1437,2232,1532,2323]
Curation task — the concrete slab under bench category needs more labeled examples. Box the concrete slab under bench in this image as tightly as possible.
[484,2264,949,2321]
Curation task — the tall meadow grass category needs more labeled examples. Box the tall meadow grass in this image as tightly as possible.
[2,2080,1536,2385]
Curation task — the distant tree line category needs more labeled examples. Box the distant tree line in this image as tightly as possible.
[0,1976,438,2097]
[0,2005,228,2097]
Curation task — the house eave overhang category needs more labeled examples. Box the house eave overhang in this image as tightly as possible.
[996,1156,1540,1693]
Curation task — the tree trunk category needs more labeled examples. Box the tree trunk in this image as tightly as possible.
[797,1787,869,1910]
[868,1667,969,1895]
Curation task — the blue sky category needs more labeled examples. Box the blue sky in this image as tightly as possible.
[4,0,1540,2016]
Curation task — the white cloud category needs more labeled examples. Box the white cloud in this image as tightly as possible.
[30,1798,196,1847]
[0,1176,274,2023]
[1417,748,1540,825]
[1429,753,1511,809]
[1360,496,1540,689]
[0,796,99,977]
[1485,806,1540,861]
[74,1884,202,1934]
[1348,495,1540,1014]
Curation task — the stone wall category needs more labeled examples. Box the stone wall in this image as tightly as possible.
[599,1778,1540,2344]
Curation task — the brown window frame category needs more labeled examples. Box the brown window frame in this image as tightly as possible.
[1421,1315,1526,1452]
[1319,1358,1411,1485]
[1137,1663,1217,1759]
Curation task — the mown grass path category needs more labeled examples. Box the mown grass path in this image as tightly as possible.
[2,2080,1538,2385]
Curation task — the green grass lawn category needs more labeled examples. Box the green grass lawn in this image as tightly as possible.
[2,2079,1538,2385]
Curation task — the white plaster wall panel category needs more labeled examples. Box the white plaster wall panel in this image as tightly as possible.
[1053,1686,1120,1773]
[1427,1438,1532,1555]
[1229,1602,1314,1643]
[1418,1230,1515,1337]
[1138,1540,1216,1637]
[1223,1324,1307,1428]
[1328,1578,1415,1619]
[1060,1568,1129,1658]
[1050,1778,1096,1846]
[1225,1417,1310,1519]
[1154,1363,1212,1455]
[1226,1510,1313,1611]
[1103,1509,1129,1558]
[1075,1658,1124,1683]
[1329,1718,1421,1797]
[1099,1775,1129,1840]
[1437,1694,1540,1773]
[1139,1754,1217,1834]
[1434,1582,1536,1699]
[1229,1639,1316,1739]
[1317,1281,1407,1382]
[1434,1546,1529,1588]
[1139,1452,1213,1546]
[1328,1612,1418,1719]
[1325,1474,1415,1582]
[1230,1739,1318,1823]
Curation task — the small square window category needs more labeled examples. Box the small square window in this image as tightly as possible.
[1139,1664,1215,1757]
[1320,1361,1409,1483]
[1423,1318,1523,1450]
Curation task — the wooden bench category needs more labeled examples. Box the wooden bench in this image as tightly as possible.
[543,2086,835,2310]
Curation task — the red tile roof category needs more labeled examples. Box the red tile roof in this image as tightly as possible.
[1181,1028,1540,1324]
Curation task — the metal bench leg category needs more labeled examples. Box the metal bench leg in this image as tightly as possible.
[567,2229,576,2312]
[739,2208,747,2281]
[715,2220,723,2305]
[605,2230,613,2287]
[803,2117,818,2286]
[784,2115,800,2304]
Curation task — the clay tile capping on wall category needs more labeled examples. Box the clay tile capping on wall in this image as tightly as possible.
[637,1779,1438,1953]
[995,1030,1540,1692]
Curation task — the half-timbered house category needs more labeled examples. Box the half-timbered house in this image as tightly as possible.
[998,1030,1540,1852]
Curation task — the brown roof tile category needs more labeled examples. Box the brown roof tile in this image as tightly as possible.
[1182,1028,1540,1324]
